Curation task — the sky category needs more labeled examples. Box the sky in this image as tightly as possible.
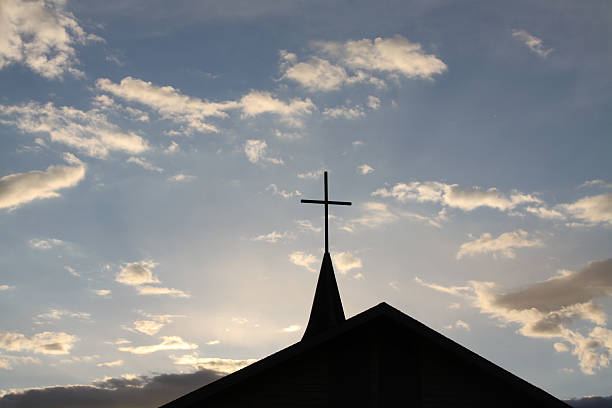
[0,0,611,406]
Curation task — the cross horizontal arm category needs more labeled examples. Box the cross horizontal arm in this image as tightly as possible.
[301,199,352,206]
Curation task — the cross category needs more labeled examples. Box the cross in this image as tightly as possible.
[301,171,351,254]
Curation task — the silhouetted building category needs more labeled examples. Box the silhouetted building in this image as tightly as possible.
[160,252,570,407]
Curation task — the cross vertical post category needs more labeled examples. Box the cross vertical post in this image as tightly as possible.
[301,171,351,254]
[324,171,328,253]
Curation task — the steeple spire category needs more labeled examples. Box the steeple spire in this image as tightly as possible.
[300,171,350,339]
[302,252,345,339]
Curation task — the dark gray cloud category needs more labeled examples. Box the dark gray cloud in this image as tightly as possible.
[0,369,221,408]
[567,395,612,408]
[495,259,612,312]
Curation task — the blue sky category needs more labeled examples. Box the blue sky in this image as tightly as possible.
[0,0,611,405]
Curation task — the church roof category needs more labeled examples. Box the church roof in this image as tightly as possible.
[302,252,345,339]
[160,302,570,408]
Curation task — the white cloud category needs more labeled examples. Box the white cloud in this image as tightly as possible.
[525,206,565,220]
[281,325,301,333]
[334,251,362,274]
[116,261,160,286]
[169,173,196,182]
[136,285,190,298]
[94,289,111,297]
[34,309,91,324]
[289,251,317,272]
[282,55,348,91]
[456,229,544,260]
[579,179,612,189]
[0,102,149,159]
[352,202,398,228]
[266,184,301,199]
[206,340,220,345]
[133,321,165,336]
[323,105,364,119]
[97,360,124,368]
[445,320,470,331]
[0,331,77,355]
[0,153,86,210]
[239,90,314,128]
[297,168,325,180]
[367,96,381,110]
[127,157,163,172]
[414,277,472,296]
[273,129,302,140]
[372,181,540,212]
[165,141,180,153]
[357,164,374,175]
[295,219,321,232]
[29,238,64,249]
[96,77,237,133]
[316,36,447,80]
[455,320,470,330]
[244,140,283,165]
[171,353,255,374]
[0,285,14,291]
[561,193,612,226]
[416,259,612,374]
[97,77,315,132]
[64,266,80,277]
[244,139,265,163]
[115,261,189,297]
[512,29,553,58]
[281,36,446,92]
[0,0,102,79]
[119,336,197,355]
[251,230,293,244]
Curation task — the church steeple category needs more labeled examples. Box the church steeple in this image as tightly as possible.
[302,252,345,339]
[300,171,351,340]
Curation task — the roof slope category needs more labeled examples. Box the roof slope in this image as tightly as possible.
[160,302,570,408]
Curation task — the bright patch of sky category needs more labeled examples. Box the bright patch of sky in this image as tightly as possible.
[0,0,611,404]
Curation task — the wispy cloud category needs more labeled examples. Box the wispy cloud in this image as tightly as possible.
[126,157,163,172]
[171,353,255,374]
[373,181,540,212]
[251,230,293,244]
[456,229,544,260]
[295,219,321,232]
[169,173,196,182]
[297,168,325,180]
[289,251,317,272]
[266,184,301,199]
[281,325,301,333]
[119,336,197,355]
[96,360,124,368]
[96,77,315,133]
[244,140,283,165]
[0,103,149,159]
[0,153,86,210]
[29,238,65,250]
[512,29,553,58]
